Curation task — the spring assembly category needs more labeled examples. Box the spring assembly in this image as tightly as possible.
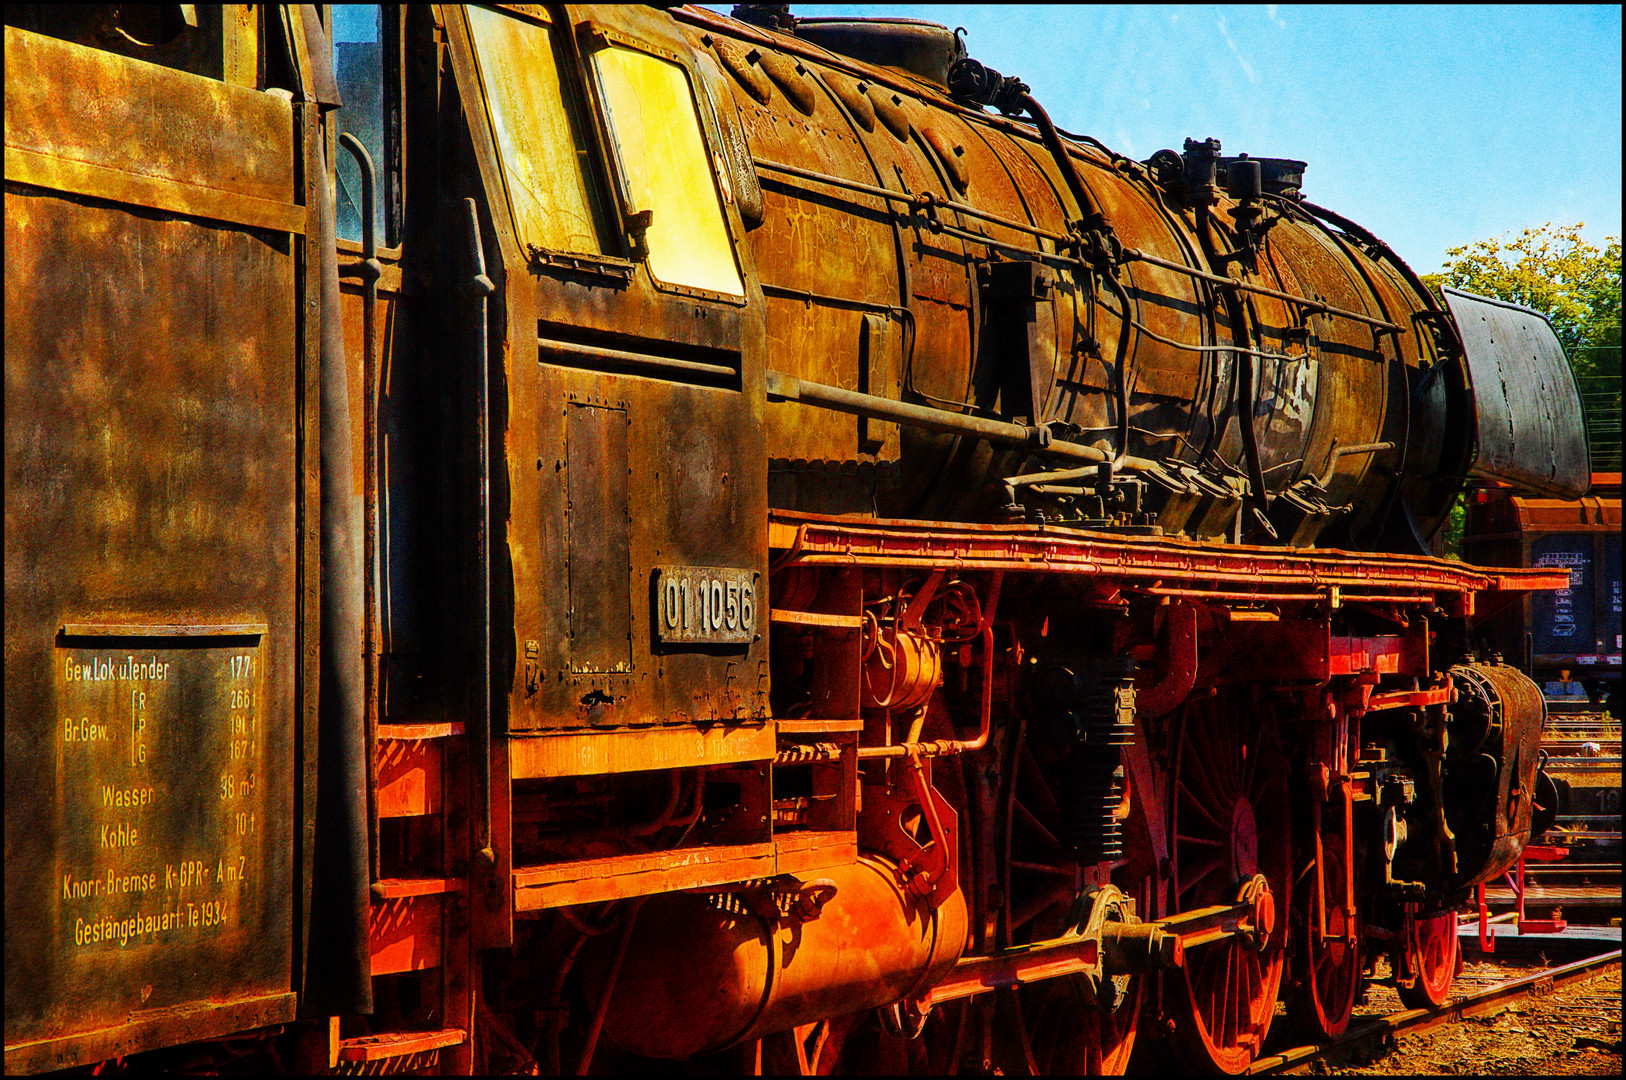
[1028,655,1137,861]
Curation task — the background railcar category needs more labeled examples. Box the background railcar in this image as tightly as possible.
[4,4,1591,1075]
[1464,472,1622,705]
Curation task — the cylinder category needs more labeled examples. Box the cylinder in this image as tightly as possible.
[592,855,968,1059]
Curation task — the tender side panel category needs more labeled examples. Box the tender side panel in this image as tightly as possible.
[4,29,298,1071]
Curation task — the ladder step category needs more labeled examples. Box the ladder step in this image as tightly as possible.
[377,738,444,818]
[378,721,465,741]
[337,1028,466,1063]
[373,877,464,900]
[769,608,862,629]
[368,881,464,975]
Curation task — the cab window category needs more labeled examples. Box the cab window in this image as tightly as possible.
[588,45,744,297]
[465,5,615,257]
[332,4,398,246]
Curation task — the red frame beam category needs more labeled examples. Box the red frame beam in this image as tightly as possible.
[768,513,1566,599]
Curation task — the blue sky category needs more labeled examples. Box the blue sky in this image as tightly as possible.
[702,5,1622,274]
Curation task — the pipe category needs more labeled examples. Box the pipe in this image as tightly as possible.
[627,771,684,837]
[858,574,1002,760]
[1128,315,1304,362]
[306,31,372,1015]
[754,155,1071,246]
[1292,197,1458,348]
[1196,205,1273,531]
[1017,92,1106,233]
[1315,441,1396,491]
[575,898,643,1075]
[767,371,1168,477]
[1099,273,1137,466]
[1120,247,1404,333]
[1136,600,1198,718]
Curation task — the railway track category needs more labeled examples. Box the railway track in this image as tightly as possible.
[1247,948,1623,1074]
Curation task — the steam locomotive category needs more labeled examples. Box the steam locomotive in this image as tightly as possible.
[4,4,1589,1074]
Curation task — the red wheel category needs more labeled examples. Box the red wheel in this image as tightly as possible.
[1396,911,1458,1009]
[1167,692,1291,1074]
[1004,734,1146,1075]
[1025,963,1143,1074]
[1288,840,1361,1039]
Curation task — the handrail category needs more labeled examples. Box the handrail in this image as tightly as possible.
[464,198,496,871]
[337,132,383,886]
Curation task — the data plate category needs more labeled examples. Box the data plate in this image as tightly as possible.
[654,566,758,645]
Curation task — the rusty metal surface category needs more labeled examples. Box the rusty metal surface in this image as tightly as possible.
[670,5,1466,549]
[1447,663,1550,889]
[5,183,297,1069]
[1444,288,1591,499]
[447,6,771,735]
[4,26,298,232]
[5,13,302,1069]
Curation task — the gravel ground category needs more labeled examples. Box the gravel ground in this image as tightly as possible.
[1307,957,1622,1076]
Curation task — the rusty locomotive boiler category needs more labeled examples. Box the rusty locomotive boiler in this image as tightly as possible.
[3,3,1592,1075]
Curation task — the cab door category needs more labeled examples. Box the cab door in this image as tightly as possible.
[447,4,768,739]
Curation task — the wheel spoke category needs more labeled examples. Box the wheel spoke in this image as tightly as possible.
[1246,949,1263,1028]
[1227,715,1247,796]
[1189,715,1240,802]
[1180,850,1229,900]
[1176,780,1226,829]
[1180,745,1230,818]
[1224,945,1240,1049]
[1018,742,1063,821]
[1242,732,1258,795]
[1012,798,1062,851]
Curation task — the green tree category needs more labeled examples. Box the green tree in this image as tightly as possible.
[1420,222,1621,383]
[1420,223,1622,556]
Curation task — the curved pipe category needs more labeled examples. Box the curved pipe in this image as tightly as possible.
[858,573,1002,760]
[1018,92,1105,231]
[1136,600,1198,718]
[1017,91,1136,466]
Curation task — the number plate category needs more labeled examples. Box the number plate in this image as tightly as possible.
[655,566,757,645]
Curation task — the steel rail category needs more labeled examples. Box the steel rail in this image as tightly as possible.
[1248,947,1623,1074]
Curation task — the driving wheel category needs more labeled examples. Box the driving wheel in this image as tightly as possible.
[1166,690,1291,1074]
[1287,837,1361,1039]
[1396,910,1458,1009]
